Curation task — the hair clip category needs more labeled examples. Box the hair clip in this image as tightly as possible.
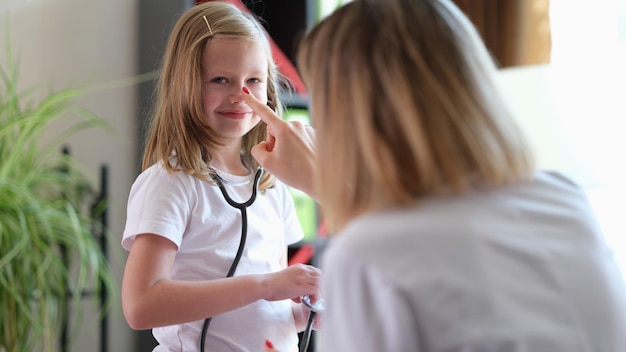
[203,15,214,36]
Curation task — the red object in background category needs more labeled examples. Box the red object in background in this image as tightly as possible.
[288,243,315,266]
[196,0,307,94]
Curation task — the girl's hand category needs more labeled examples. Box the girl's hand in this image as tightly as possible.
[262,264,322,302]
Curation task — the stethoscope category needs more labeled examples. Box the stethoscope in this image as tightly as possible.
[199,167,264,352]
[300,295,325,352]
[198,167,323,352]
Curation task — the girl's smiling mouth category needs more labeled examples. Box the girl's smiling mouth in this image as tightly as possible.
[219,110,253,119]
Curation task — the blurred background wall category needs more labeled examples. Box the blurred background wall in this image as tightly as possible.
[0,0,140,351]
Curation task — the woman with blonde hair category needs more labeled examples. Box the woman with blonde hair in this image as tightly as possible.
[121,2,321,351]
[245,0,626,350]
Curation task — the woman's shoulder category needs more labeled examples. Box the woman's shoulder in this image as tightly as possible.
[328,170,593,257]
[530,170,584,192]
[502,170,591,210]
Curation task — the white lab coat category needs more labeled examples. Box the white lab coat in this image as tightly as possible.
[319,171,626,352]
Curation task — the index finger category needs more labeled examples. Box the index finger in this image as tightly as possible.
[242,87,285,129]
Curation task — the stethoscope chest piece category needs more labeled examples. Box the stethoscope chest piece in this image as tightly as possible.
[300,295,325,352]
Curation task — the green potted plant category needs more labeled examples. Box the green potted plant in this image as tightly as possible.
[0,45,115,352]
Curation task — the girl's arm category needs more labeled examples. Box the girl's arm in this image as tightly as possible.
[121,233,321,330]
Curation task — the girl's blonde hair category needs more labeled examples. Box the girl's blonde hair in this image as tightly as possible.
[297,0,534,232]
[142,1,283,190]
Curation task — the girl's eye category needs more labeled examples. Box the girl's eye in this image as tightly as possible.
[211,77,227,83]
[248,78,262,84]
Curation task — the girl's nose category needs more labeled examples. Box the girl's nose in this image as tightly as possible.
[229,84,246,104]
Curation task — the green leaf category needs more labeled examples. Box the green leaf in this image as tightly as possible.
[0,34,116,352]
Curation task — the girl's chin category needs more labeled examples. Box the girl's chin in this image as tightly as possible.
[217,129,256,140]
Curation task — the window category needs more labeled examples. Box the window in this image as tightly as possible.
[549,0,626,277]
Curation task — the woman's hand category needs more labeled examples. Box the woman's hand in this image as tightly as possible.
[243,87,318,200]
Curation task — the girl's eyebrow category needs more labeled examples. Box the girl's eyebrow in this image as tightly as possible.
[205,70,268,77]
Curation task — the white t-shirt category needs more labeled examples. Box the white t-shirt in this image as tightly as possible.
[319,171,626,352]
[123,162,304,352]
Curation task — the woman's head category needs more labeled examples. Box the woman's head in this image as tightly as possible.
[144,1,281,188]
[297,0,533,231]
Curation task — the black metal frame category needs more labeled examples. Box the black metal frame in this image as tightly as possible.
[59,149,109,352]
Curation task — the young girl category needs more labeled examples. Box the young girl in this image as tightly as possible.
[121,2,321,351]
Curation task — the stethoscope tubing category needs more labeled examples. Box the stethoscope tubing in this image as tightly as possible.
[299,295,324,352]
[199,168,264,352]
[199,168,318,351]
[299,311,316,352]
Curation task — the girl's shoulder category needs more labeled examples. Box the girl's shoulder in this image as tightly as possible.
[135,158,201,190]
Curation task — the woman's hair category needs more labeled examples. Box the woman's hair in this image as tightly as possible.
[297,0,534,231]
[142,1,283,190]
